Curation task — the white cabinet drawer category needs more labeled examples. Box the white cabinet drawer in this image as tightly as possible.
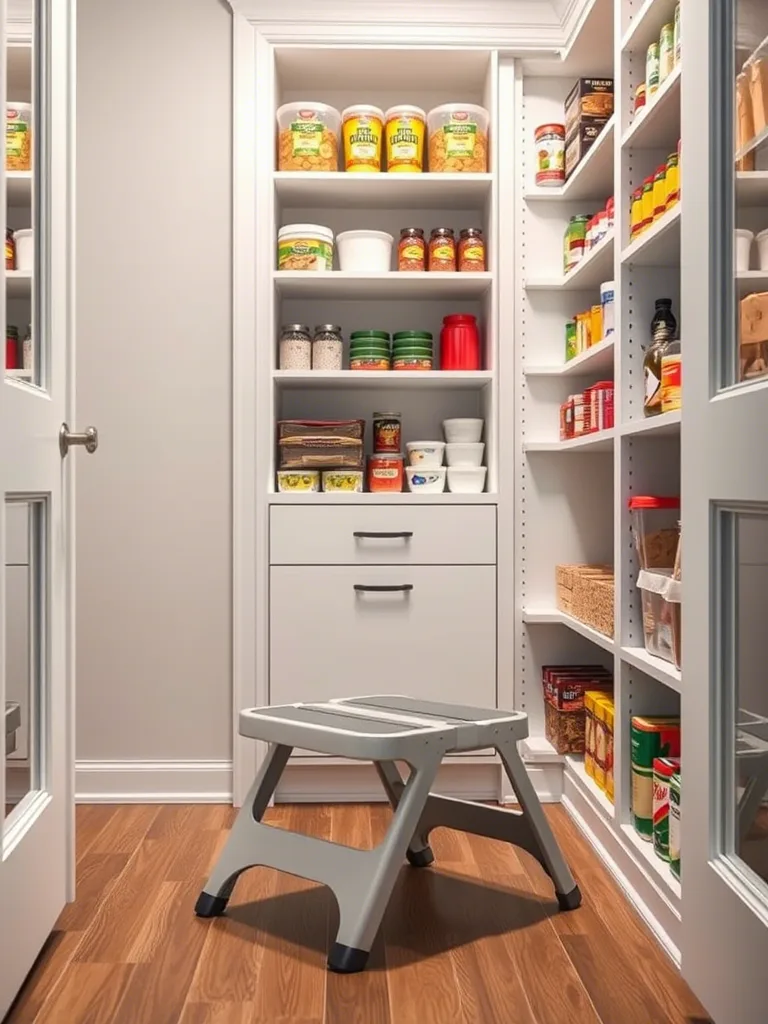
[269,565,496,713]
[269,505,496,565]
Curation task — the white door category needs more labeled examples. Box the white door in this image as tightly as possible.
[1,1,84,1017]
[683,2,768,1021]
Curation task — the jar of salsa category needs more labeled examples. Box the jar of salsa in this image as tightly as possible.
[5,228,15,270]
[428,227,456,271]
[458,227,486,271]
[398,227,426,271]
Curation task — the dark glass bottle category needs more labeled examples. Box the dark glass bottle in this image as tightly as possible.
[651,298,677,339]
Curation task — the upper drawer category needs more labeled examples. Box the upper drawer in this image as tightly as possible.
[270,505,496,565]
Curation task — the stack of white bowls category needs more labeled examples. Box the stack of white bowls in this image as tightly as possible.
[403,419,486,493]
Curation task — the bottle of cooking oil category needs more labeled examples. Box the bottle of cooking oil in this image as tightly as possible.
[643,320,671,417]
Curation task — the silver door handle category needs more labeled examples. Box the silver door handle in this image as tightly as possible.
[59,423,99,457]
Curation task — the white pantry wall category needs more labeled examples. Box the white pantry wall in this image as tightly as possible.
[74,0,234,800]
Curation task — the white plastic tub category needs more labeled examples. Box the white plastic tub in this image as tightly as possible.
[427,103,489,172]
[447,467,487,494]
[737,228,755,272]
[13,228,33,271]
[756,227,768,271]
[406,441,445,467]
[277,224,334,271]
[336,229,394,272]
[405,466,446,494]
[443,418,483,443]
[276,101,341,171]
[445,442,484,467]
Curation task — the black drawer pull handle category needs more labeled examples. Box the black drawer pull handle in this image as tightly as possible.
[354,584,414,593]
[353,531,413,539]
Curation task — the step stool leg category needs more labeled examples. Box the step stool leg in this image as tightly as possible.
[195,742,292,918]
[497,739,581,911]
[329,753,441,972]
[374,760,435,867]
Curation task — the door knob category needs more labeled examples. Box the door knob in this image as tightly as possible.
[59,423,99,457]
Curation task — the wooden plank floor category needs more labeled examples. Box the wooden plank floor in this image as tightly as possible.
[4,803,713,1024]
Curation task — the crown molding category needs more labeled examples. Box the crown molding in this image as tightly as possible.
[6,0,33,42]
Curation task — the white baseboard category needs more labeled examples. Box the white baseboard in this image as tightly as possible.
[75,760,233,803]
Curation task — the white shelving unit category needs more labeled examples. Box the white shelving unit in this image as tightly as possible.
[5,42,33,383]
[517,0,685,961]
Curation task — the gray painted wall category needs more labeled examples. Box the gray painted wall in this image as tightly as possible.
[75,0,233,764]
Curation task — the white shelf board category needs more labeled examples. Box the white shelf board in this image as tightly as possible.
[521,736,564,764]
[621,645,682,692]
[736,122,768,163]
[522,608,616,655]
[274,171,492,209]
[525,336,615,378]
[621,64,681,151]
[621,409,681,437]
[565,754,615,821]
[737,271,768,296]
[7,171,32,205]
[621,205,680,267]
[273,370,494,389]
[620,823,682,904]
[525,119,614,203]
[5,368,33,382]
[737,171,768,204]
[5,270,32,299]
[525,231,614,292]
[524,429,615,453]
[621,0,679,53]
[268,492,497,505]
[273,270,492,300]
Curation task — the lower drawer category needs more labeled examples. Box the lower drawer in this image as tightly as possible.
[269,564,496,721]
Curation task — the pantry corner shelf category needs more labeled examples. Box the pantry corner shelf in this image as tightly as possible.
[273,171,493,209]
[272,370,494,390]
[565,754,616,821]
[620,823,682,905]
[621,63,681,152]
[621,645,682,693]
[7,170,32,205]
[272,270,493,300]
[525,231,614,292]
[621,409,681,437]
[736,171,768,204]
[5,269,32,299]
[524,429,615,453]
[525,118,615,204]
[522,608,616,655]
[525,336,615,378]
[268,492,498,505]
[620,204,680,267]
[620,0,680,54]
[735,122,768,164]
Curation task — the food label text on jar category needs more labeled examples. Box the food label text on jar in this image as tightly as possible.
[443,115,478,157]
[277,239,333,271]
[289,115,326,157]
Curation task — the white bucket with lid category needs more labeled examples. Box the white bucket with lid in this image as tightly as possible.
[737,229,755,272]
[754,228,768,271]
[336,229,394,272]
[13,228,33,271]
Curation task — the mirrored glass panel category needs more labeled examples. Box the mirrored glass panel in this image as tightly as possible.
[4,499,43,824]
[734,2,768,387]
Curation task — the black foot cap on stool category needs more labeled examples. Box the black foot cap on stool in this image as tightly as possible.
[557,885,582,911]
[327,942,370,974]
[194,892,229,918]
[406,846,435,868]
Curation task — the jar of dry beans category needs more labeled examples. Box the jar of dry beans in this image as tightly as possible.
[312,325,343,370]
[279,324,312,370]
[428,227,456,271]
[398,227,426,271]
[458,228,486,271]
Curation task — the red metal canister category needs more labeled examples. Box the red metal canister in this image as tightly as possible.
[440,313,480,370]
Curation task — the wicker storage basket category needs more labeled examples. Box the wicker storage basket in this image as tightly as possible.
[278,419,365,470]
[573,570,615,638]
[556,564,612,620]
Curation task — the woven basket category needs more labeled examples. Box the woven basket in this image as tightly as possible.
[573,571,615,638]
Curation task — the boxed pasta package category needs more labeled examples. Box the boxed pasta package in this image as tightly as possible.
[542,665,613,755]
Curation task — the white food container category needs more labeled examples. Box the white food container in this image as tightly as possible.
[405,466,446,494]
[275,101,341,171]
[600,280,615,338]
[445,442,484,467]
[277,224,334,272]
[336,229,394,272]
[13,228,33,271]
[426,103,490,172]
[443,418,483,443]
[737,229,755,272]
[447,466,487,494]
[406,441,445,467]
[755,227,768,271]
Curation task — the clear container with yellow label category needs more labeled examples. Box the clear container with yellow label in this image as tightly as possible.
[276,102,340,172]
[6,101,32,171]
[384,105,426,172]
[342,104,384,172]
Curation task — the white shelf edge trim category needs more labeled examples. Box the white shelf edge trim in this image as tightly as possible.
[621,646,682,692]
[524,337,615,377]
[620,204,681,265]
[522,608,616,654]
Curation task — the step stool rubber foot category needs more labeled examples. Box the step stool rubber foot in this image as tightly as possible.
[406,846,435,868]
[194,892,229,918]
[327,942,370,974]
[557,885,582,912]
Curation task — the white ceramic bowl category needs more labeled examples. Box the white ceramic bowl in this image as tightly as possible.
[406,441,445,467]
[336,229,394,272]
[405,466,446,494]
[447,466,487,494]
[445,442,484,467]
[443,418,483,444]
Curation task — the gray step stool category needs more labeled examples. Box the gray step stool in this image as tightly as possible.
[195,695,581,973]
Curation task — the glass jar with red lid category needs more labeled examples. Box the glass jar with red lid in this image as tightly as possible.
[628,495,681,570]
[440,313,480,370]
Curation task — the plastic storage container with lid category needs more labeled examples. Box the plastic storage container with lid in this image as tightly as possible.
[426,103,489,173]
[277,224,334,271]
[13,228,33,271]
[336,229,393,271]
[5,101,32,171]
[341,104,384,172]
[384,105,426,172]
[441,314,480,370]
[628,496,681,570]
[276,102,341,171]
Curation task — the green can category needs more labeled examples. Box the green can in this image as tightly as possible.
[669,772,681,878]
[350,330,390,343]
[565,320,578,362]
[631,716,681,839]
[652,757,680,861]
[393,331,433,346]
